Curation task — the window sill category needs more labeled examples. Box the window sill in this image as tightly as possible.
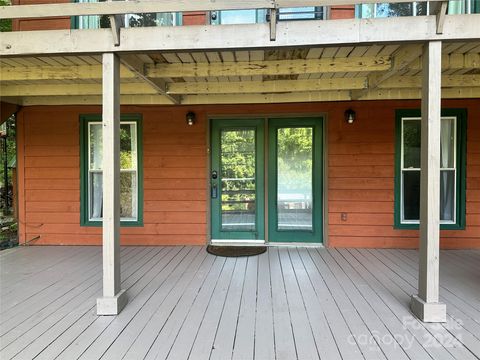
[81,220,144,227]
[394,223,465,231]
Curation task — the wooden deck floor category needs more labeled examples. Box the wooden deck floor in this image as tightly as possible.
[1,246,479,360]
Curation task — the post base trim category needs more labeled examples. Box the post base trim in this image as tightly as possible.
[97,289,127,315]
[410,294,446,323]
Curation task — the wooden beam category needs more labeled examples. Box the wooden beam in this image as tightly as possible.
[269,7,277,41]
[379,74,480,89]
[0,83,158,96]
[108,14,123,47]
[1,15,479,56]
[17,94,174,105]
[96,52,127,316]
[148,57,391,78]
[0,65,135,81]
[431,1,449,34]
[0,77,367,96]
[167,77,368,94]
[119,54,180,104]
[407,52,480,71]
[351,44,423,100]
[10,87,479,106]
[1,54,477,82]
[358,87,480,100]
[0,0,451,20]
[4,73,466,98]
[410,40,446,323]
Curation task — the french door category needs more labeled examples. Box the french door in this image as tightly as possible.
[210,117,323,243]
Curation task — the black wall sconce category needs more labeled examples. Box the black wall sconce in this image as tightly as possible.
[345,109,356,124]
[186,111,196,126]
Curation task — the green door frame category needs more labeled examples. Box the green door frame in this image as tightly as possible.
[267,117,323,243]
[210,116,323,244]
[210,119,265,240]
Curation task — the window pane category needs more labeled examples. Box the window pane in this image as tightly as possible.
[120,124,137,170]
[89,123,102,170]
[440,170,455,221]
[440,118,455,169]
[360,4,375,18]
[120,172,137,219]
[279,7,318,20]
[87,121,138,222]
[403,170,420,221]
[403,120,421,168]
[277,128,313,231]
[90,172,103,220]
[220,129,256,231]
[219,10,258,24]
[376,3,413,17]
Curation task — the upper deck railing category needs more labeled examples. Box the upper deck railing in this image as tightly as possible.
[0,0,477,57]
[0,0,468,22]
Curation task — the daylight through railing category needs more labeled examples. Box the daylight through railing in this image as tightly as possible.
[0,0,465,21]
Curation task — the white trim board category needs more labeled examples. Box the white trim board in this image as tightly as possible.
[2,15,480,56]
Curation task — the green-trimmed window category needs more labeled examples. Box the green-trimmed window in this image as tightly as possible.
[80,115,143,227]
[394,109,466,230]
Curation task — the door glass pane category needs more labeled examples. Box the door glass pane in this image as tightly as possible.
[220,129,256,231]
[403,170,420,221]
[277,127,313,231]
[440,170,455,221]
[403,120,421,169]
[440,118,455,169]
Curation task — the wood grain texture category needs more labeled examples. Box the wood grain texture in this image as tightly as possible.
[17,99,479,247]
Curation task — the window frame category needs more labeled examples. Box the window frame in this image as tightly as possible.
[394,109,467,230]
[80,114,144,227]
[71,1,182,30]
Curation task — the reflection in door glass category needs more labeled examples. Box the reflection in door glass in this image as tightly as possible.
[220,129,256,231]
[277,127,313,231]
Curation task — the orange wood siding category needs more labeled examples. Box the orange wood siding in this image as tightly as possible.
[12,0,70,31]
[327,99,480,249]
[17,100,479,248]
[329,6,355,20]
[19,106,207,246]
[182,12,207,25]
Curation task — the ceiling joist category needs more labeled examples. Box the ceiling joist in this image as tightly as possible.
[2,53,478,83]
[4,86,479,107]
[1,75,478,97]
[119,54,180,104]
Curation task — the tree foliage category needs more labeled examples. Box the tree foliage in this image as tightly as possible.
[0,0,12,32]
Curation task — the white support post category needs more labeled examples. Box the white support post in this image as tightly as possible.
[410,41,446,323]
[97,52,127,316]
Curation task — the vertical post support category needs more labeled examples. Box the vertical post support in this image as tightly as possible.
[96,52,127,316]
[410,41,446,323]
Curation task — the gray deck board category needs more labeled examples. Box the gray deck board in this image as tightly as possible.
[1,246,480,360]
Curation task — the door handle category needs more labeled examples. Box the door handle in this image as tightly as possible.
[211,183,218,199]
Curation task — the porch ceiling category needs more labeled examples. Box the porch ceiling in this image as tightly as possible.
[1,41,479,106]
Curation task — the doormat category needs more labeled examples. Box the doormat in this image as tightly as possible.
[206,245,267,257]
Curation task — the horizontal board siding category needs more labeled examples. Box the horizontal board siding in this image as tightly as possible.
[20,107,208,245]
[328,99,480,249]
[18,99,479,248]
